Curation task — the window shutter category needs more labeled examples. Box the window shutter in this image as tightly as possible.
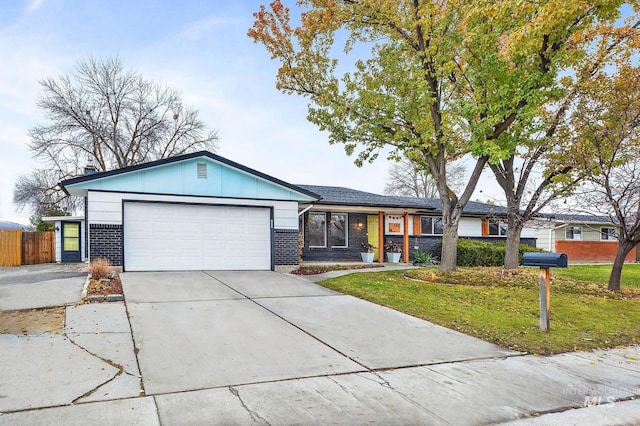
[481,218,489,236]
[413,216,421,235]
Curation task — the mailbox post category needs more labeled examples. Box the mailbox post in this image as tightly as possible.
[521,253,568,332]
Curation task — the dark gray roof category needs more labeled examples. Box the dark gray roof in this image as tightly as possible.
[298,185,508,216]
[0,221,32,230]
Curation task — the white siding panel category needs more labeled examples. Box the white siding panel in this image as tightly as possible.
[459,218,481,237]
[54,221,62,263]
[535,227,553,251]
[521,226,536,239]
[88,191,298,229]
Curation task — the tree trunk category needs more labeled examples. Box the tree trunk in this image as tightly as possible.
[608,240,635,291]
[504,224,524,269]
[440,219,459,272]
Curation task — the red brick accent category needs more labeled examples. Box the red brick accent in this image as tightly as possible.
[555,240,637,263]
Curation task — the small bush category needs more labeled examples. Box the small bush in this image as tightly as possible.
[413,249,437,266]
[89,258,111,281]
[456,239,543,267]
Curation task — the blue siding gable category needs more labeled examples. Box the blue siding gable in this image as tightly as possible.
[67,157,315,201]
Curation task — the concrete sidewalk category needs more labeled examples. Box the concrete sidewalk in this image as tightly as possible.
[1,269,639,425]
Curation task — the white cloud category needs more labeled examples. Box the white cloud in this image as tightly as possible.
[27,0,47,12]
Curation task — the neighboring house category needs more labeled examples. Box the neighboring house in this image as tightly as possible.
[58,151,319,271]
[534,214,637,263]
[296,185,537,263]
[41,216,86,263]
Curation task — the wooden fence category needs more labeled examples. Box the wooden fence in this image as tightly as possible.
[0,230,55,266]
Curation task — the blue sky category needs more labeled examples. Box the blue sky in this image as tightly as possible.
[0,0,496,224]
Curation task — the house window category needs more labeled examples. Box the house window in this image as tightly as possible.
[308,213,326,247]
[601,227,616,241]
[329,213,348,247]
[420,217,443,235]
[488,219,508,236]
[197,163,207,179]
[565,226,582,240]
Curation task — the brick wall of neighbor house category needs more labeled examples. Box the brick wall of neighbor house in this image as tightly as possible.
[274,229,299,266]
[302,212,369,262]
[556,240,637,263]
[89,224,123,266]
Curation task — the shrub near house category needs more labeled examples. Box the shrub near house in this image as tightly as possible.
[456,239,544,267]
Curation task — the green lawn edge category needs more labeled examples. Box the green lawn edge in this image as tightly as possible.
[317,267,640,355]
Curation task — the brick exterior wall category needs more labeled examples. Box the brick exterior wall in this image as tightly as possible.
[89,224,123,266]
[274,229,299,266]
[555,240,637,263]
[301,210,538,263]
[302,212,370,262]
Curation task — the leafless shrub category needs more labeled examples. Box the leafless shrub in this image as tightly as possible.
[89,258,111,281]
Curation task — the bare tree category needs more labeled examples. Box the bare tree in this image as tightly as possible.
[15,55,218,215]
[384,158,466,199]
[14,169,80,216]
[569,64,640,291]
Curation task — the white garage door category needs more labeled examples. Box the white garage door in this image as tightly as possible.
[124,202,271,271]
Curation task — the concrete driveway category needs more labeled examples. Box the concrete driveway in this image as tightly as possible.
[2,269,640,425]
[122,270,514,397]
[0,263,86,310]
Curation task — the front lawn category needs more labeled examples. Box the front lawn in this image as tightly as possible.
[555,263,640,289]
[318,267,640,355]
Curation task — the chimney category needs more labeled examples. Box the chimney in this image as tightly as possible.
[84,157,97,176]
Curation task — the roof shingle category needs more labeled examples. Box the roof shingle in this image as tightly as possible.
[298,185,508,216]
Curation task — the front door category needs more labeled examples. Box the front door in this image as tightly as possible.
[61,221,81,263]
[367,215,379,261]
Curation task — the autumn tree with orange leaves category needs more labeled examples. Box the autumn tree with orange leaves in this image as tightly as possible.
[249,0,635,272]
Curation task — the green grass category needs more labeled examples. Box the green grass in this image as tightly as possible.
[318,267,640,355]
[555,263,640,289]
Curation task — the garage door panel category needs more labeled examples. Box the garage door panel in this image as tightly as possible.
[124,203,271,271]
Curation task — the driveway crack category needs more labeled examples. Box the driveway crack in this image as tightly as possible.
[65,335,126,403]
[229,386,271,425]
[71,369,123,404]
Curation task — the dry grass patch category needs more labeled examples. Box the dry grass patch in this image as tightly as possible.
[0,307,65,335]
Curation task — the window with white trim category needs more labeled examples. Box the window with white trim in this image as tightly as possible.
[565,226,582,240]
[329,213,348,247]
[420,216,443,235]
[489,219,508,236]
[601,227,616,241]
[308,212,326,247]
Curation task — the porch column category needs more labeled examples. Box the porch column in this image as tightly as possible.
[378,211,384,263]
[403,213,409,264]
